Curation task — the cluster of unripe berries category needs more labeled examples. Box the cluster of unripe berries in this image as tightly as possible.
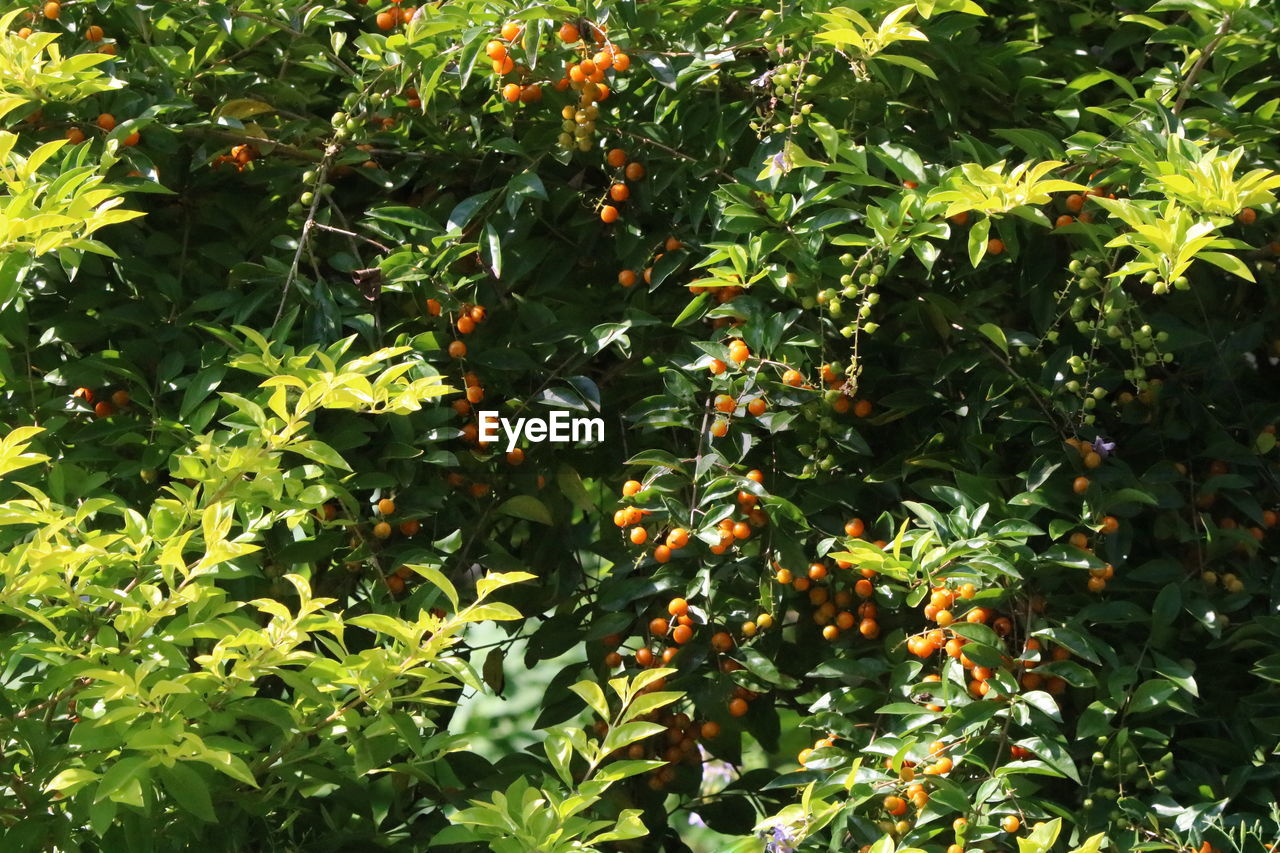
[816,255,887,337]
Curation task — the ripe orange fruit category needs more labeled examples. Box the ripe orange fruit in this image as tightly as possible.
[1072,476,1090,494]
[853,399,873,418]
[948,211,970,226]
[701,720,721,739]
[745,397,767,416]
[492,55,514,75]
[612,53,631,72]
[987,238,1005,255]
[822,625,839,641]
[376,10,395,29]
[728,697,749,717]
[710,419,729,437]
[385,574,405,595]
[630,526,648,545]
[93,401,114,418]
[600,205,620,224]
[377,498,396,516]
[96,113,116,132]
[485,40,507,59]
[558,21,579,42]
[732,521,751,540]
[782,369,803,387]
[426,298,442,316]
[519,84,541,103]
[43,1,59,18]
[958,582,976,599]
[1065,193,1085,212]
[1055,214,1074,228]
[1001,816,1021,833]
[65,127,85,144]
[606,148,627,168]
[618,269,637,287]
[728,341,750,363]
[1101,515,1120,534]
[448,340,467,358]
[1084,451,1102,469]
[844,517,865,538]
[609,183,630,202]
[746,469,764,483]
[1238,208,1256,225]
[625,162,646,181]
[109,389,130,408]
[399,519,420,536]
[500,20,521,40]
[622,479,642,496]
[664,236,683,252]
[505,448,524,465]
[667,528,690,549]
[667,597,689,617]
[85,24,103,42]
[714,394,736,413]
[884,796,908,816]
[653,544,672,563]
[373,521,392,539]
[501,83,521,102]
[859,618,880,638]
[671,624,692,644]
[711,631,733,652]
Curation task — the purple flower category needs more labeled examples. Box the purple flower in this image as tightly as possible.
[687,812,707,828]
[765,825,798,853]
[1092,437,1116,458]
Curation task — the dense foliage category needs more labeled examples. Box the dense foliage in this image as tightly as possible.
[1,0,1279,850]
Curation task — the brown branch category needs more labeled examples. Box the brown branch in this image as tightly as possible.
[1172,14,1232,115]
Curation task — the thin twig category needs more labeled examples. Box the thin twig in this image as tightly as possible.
[1173,14,1232,115]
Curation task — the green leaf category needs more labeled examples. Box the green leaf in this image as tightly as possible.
[160,763,216,822]
[497,495,553,525]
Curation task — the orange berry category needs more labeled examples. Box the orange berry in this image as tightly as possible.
[501,83,521,102]
[987,238,1005,256]
[93,401,114,418]
[96,113,116,132]
[558,22,579,42]
[1238,207,1256,225]
[649,617,670,636]
[1055,214,1074,228]
[377,498,396,516]
[85,24,103,42]
[625,162,646,181]
[600,205,620,224]
[618,269,637,287]
[609,183,630,202]
[42,1,59,18]
[1073,476,1090,494]
[1066,193,1085,212]
[486,40,507,60]
[1001,816,1021,833]
[667,528,690,549]
[499,21,521,40]
[606,148,627,168]
[728,697,749,717]
[376,10,395,29]
[747,398,767,416]
[1101,515,1120,534]
[630,526,648,545]
[622,479,642,496]
[858,618,879,638]
[710,419,729,438]
[399,519,420,536]
[447,340,466,358]
[65,127,85,144]
[672,624,693,644]
[844,517,865,538]
[853,399,873,418]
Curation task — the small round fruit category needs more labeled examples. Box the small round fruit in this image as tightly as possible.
[600,205,620,224]
[377,498,396,516]
[1001,816,1021,833]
